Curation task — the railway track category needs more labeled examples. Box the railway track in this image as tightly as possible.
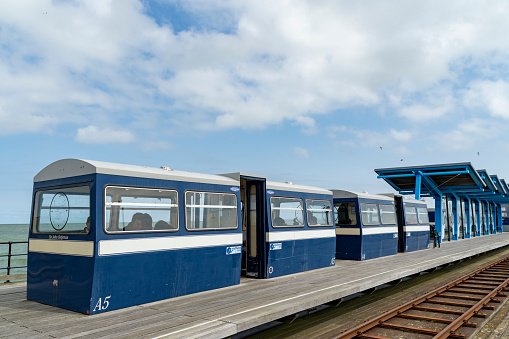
[336,255,509,339]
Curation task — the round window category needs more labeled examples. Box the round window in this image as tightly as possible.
[50,192,70,231]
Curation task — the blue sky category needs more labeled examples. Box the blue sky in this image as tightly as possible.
[2,0,509,223]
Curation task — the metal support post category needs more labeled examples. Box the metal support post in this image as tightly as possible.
[434,195,443,244]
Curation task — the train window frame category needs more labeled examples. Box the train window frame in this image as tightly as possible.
[184,190,238,231]
[404,205,419,225]
[104,185,180,234]
[270,196,305,228]
[334,202,358,227]
[360,203,380,226]
[417,206,429,224]
[32,184,91,236]
[379,204,397,225]
[305,199,333,227]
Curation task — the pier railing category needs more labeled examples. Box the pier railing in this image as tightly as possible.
[0,241,28,283]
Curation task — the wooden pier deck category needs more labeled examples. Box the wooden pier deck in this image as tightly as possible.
[2,233,509,339]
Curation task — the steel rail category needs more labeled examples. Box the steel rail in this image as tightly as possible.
[335,255,509,339]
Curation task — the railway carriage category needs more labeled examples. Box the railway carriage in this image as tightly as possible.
[332,190,398,260]
[390,194,430,252]
[27,159,243,314]
[219,174,336,279]
[265,181,336,278]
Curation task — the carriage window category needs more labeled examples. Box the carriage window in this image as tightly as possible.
[33,186,90,234]
[306,199,333,227]
[334,202,357,226]
[404,206,418,225]
[185,191,237,230]
[271,197,304,227]
[105,186,178,233]
[379,204,397,225]
[417,207,429,224]
[360,203,380,225]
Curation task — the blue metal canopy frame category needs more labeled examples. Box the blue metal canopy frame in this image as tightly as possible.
[375,163,508,243]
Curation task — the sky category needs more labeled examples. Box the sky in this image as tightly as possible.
[2,0,509,223]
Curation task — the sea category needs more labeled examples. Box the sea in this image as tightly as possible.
[0,224,29,276]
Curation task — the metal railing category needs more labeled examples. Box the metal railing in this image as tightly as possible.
[0,241,28,282]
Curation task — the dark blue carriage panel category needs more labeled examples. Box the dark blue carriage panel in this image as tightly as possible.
[333,197,362,260]
[360,228,398,260]
[404,230,430,252]
[27,175,97,314]
[27,243,95,314]
[265,229,336,278]
[335,227,362,260]
[90,232,242,313]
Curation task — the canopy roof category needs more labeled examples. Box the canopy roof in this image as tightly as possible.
[375,162,509,203]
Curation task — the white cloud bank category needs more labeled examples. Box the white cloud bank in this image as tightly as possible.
[1,0,509,142]
[75,125,136,144]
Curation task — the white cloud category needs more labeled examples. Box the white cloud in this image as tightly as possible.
[399,104,450,122]
[0,99,57,135]
[2,0,509,136]
[75,125,136,144]
[463,80,509,119]
[327,125,348,138]
[438,119,499,151]
[293,147,309,159]
[295,116,317,135]
[390,129,412,142]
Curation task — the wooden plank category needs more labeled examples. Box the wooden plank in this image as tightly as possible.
[0,273,27,282]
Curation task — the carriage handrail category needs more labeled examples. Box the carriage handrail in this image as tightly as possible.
[0,241,28,279]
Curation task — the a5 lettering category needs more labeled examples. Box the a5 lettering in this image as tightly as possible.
[92,296,111,312]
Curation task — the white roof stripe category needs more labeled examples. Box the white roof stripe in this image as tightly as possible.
[331,189,394,201]
[267,181,332,195]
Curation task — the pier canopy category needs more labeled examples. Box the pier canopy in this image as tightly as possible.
[374,163,509,242]
[374,163,487,200]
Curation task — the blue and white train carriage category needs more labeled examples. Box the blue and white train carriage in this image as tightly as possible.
[265,181,336,277]
[218,173,336,279]
[28,159,243,314]
[386,194,430,252]
[332,190,398,260]
[27,160,336,314]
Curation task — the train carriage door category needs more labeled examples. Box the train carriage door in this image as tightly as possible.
[241,176,267,279]
[393,195,405,252]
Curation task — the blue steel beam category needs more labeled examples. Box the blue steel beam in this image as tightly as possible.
[501,179,509,194]
[418,170,443,197]
[377,169,470,180]
[415,172,422,200]
[478,170,496,191]
[491,175,507,195]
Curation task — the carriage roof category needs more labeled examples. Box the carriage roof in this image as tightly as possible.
[34,159,239,186]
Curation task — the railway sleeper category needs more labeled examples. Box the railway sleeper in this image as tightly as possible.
[448,288,499,295]
[479,269,509,273]
[396,313,477,327]
[456,284,495,291]
[356,334,391,339]
[412,305,487,317]
[426,299,476,308]
[474,275,507,281]
[378,322,466,339]
[439,293,483,301]
[468,278,504,284]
